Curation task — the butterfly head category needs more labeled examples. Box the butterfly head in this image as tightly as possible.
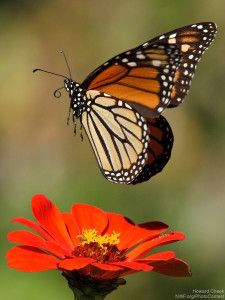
[64,79,83,97]
[64,79,76,95]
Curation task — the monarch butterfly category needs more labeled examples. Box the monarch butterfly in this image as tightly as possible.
[34,22,217,184]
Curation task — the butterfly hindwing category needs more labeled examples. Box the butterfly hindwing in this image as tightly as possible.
[131,115,174,185]
[81,90,150,184]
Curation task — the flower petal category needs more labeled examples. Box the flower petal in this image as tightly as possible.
[8,230,67,258]
[114,261,153,271]
[143,250,176,261]
[12,217,54,241]
[91,262,123,271]
[72,203,108,234]
[6,246,59,271]
[138,221,168,237]
[58,257,95,271]
[151,258,192,277]
[107,212,168,250]
[105,212,135,234]
[84,264,124,280]
[32,194,74,251]
[119,222,168,250]
[62,212,79,246]
[127,232,185,260]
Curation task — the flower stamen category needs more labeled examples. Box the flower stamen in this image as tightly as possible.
[74,229,123,263]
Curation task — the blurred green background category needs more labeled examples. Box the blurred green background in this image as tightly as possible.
[1,0,225,299]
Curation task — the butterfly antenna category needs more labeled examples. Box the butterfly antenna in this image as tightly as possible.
[60,50,72,79]
[54,86,65,98]
[33,68,69,79]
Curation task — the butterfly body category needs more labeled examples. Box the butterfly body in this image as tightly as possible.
[64,79,86,118]
[36,22,217,184]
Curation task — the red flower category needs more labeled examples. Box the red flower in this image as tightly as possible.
[6,194,191,280]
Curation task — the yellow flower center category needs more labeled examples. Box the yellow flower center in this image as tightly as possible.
[73,229,124,263]
[80,229,120,248]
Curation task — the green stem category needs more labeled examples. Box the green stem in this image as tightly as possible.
[62,271,126,300]
[73,289,105,300]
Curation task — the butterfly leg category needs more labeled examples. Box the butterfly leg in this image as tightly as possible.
[67,107,72,126]
[80,123,83,141]
[73,119,77,136]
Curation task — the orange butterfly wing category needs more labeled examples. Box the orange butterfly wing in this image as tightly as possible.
[167,22,217,107]
[81,22,217,116]
[82,45,181,117]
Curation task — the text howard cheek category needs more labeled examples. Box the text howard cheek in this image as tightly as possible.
[192,289,224,294]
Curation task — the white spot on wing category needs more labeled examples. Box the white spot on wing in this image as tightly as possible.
[136,54,145,60]
[169,33,177,38]
[158,107,163,113]
[127,62,137,67]
[181,44,190,52]
[168,38,176,44]
[152,60,161,66]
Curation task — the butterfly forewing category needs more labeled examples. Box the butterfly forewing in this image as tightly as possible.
[82,45,181,117]
[131,115,174,184]
[81,22,217,116]
[81,90,150,184]
[150,22,217,107]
